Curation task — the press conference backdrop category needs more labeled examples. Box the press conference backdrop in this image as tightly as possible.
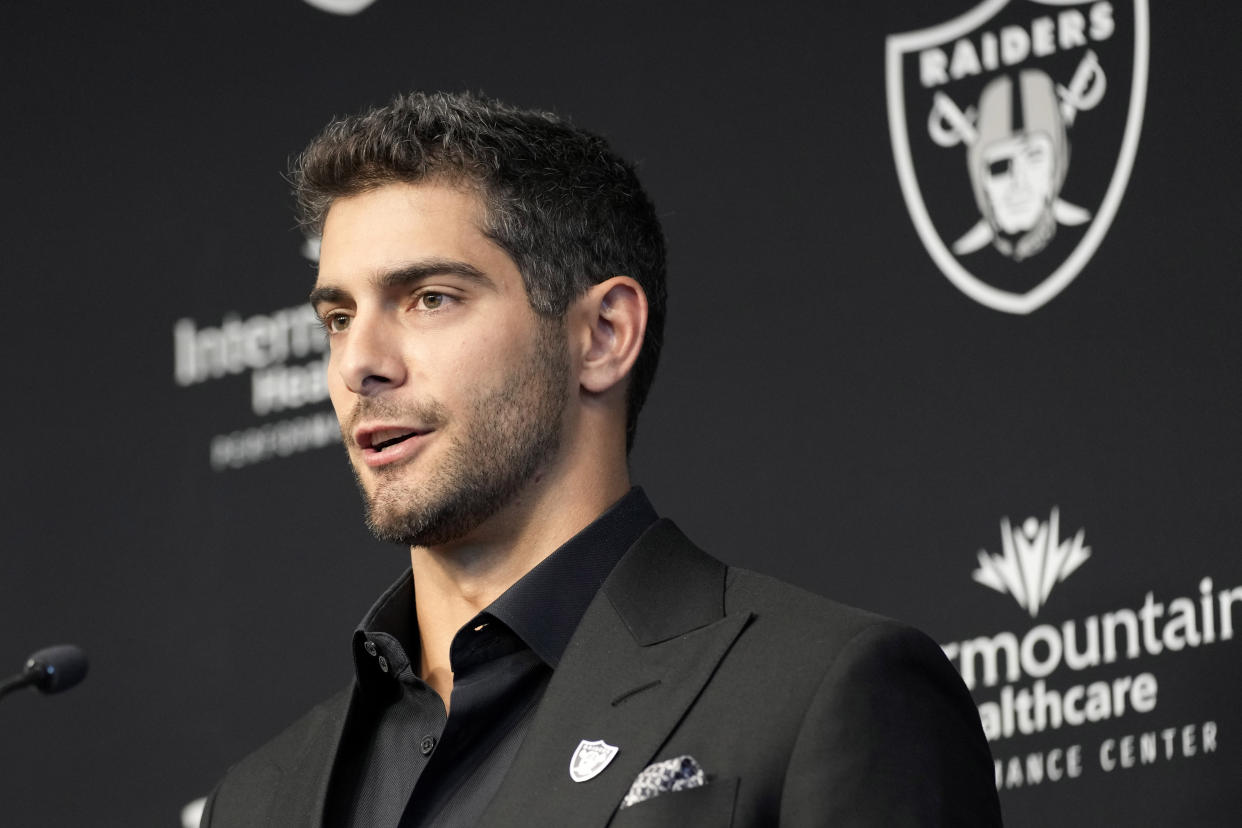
[2,1,1238,825]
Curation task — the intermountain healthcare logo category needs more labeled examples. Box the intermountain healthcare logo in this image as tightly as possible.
[973,508,1091,617]
[886,1,1149,313]
[942,507,1237,790]
[172,236,337,471]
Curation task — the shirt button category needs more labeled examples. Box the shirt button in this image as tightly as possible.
[377,656,389,673]
[364,640,377,656]
[420,736,437,756]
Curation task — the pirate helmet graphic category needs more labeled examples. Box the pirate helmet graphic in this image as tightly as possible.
[967,71,1068,260]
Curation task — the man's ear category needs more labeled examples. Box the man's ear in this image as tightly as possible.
[575,276,648,396]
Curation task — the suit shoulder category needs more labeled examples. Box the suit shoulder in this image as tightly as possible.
[720,565,972,703]
[724,565,910,644]
[648,524,947,670]
[713,572,1000,823]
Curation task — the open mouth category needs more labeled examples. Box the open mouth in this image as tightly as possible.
[360,428,427,453]
[374,432,417,451]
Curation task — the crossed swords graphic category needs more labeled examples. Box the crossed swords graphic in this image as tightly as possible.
[926,50,1106,255]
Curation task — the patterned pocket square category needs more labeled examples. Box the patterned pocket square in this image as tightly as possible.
[620,755,706,809]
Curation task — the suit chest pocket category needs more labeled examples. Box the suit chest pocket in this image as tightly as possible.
[608,777,737,827]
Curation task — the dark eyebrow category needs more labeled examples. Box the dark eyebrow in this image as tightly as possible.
[309,259,496,310]
[376,259,494,290]
[308,285,348,310]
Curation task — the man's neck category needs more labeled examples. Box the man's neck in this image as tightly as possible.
[410,455,630,710]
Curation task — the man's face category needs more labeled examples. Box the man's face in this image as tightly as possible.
[312,181,571,547]
[980,131,1056,234]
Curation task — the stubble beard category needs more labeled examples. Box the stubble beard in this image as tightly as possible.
[346,320,570,548]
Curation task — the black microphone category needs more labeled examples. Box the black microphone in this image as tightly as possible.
[0,645,89,701]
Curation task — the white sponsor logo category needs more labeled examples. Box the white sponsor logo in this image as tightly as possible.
[886,1,1149,313]
[973,508,1090,617]
[942,508,1238,790]
[172,237,337,470]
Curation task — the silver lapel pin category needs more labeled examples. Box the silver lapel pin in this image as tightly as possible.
[569,739,619,782]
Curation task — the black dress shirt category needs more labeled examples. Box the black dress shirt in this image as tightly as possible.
[324,488,658,828]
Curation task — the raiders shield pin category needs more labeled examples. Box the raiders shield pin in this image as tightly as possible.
[569,739,619,782]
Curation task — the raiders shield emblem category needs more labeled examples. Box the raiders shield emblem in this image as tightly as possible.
[569,739,620,782]
[886,0,1149,313]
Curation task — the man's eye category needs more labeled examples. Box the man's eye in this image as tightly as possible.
[324,313,351,333]
[418,293,447,310]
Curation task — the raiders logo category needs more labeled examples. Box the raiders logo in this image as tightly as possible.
[568,739,619,782]
[886,1,1149,313]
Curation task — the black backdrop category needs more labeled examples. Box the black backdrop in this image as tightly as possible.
[2,1,1239,825]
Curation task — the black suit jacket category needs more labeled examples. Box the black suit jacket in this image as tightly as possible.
[204,520,1002,826]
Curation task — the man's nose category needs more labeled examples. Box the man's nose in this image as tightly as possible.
[336,313,407,395]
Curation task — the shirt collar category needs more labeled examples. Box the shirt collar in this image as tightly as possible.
[351,487,658,686]
[486,487,658,668]
[351,572,417,696]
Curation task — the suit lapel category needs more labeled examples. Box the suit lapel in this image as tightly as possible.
[479,520,751,828]
[273,685,356,828]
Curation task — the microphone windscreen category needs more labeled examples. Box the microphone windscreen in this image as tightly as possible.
[25,645,89,694]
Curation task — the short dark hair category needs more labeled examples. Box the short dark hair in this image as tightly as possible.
[292,91,667,452]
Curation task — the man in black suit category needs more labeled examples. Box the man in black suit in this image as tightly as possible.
[204,92,1001,826]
